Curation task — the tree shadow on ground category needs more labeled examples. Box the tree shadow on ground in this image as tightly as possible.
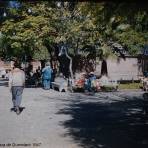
[57,93,148,148]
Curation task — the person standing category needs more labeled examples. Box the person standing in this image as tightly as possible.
[9,62,25,115]
[85,72,96,93]
[36,67,42,87]
[42,62,53,90]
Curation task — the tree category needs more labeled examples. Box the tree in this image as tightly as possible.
[0,1,147,77]
[0,1,57,61]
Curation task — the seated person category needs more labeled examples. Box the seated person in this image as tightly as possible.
[74,72,86,88]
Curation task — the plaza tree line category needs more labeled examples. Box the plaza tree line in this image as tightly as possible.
[0,1,147,76]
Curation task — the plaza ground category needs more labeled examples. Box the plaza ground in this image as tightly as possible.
[0,79,148,148]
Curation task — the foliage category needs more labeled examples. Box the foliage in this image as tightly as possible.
[0,1,147,62]
[0,1,57,60]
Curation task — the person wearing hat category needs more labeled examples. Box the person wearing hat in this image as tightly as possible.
[42,62,53,90]
[85,72,96,93]
[9,61,25,115]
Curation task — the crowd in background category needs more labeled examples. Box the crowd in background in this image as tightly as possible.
[0,61,54,90]
[0,61,109,93]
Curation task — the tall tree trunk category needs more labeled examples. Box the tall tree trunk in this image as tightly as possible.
[64,49,74,79]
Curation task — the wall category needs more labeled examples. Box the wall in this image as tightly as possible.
[95,57,142,80]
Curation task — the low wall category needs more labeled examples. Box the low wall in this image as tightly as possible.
[95,57,142,81]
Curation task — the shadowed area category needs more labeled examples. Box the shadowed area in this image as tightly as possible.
[0,79,8,86]
[57,93,148,148]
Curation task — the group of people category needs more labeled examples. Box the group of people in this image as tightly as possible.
[8,61,54,115]
[25,62,54,90]
[25,66,41,87]
[8,60,100,115]
[74,72,100,93]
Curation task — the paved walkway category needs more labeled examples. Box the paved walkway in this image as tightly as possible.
[0,86,79,148]
[0,82,148,148]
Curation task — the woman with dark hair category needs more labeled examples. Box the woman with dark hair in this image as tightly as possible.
[9,61,25,115]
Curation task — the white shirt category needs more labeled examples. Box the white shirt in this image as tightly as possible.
[9,68,25,87]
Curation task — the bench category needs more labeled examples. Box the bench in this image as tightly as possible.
[51,77,68,92]
[99,79,119,91]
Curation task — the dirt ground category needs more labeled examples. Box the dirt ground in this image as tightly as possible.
[0,80,148,148]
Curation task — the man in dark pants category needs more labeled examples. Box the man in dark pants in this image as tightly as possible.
[9,61,25,115]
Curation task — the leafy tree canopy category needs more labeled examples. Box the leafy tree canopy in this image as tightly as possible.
[0,1,147,61]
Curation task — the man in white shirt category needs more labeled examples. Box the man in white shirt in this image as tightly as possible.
[9,62,25,115]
